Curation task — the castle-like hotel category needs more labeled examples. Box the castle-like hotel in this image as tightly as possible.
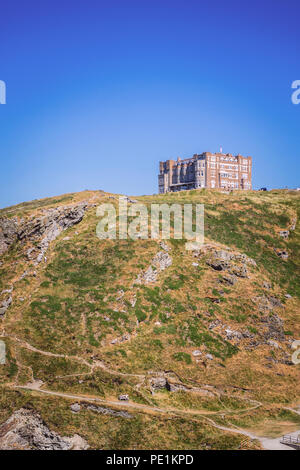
[158,151,252,193]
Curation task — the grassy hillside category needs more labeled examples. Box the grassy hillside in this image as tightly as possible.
[0,188,299,449]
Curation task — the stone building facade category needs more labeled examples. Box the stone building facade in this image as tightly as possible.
[158,152,252,193]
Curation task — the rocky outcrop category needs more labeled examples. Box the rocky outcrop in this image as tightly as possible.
[0,295,12,317]
[150,377,170,391]
[0,202,91,260]
[279,230,289,239]
[69,402,132,418]
[252,295,283,313]
[193,244,256,280]
[85,404,132,418]
[261,313,285,342]
[135,251,172,284]
[0,408,89,450]
[275,249,288,260]
[0,218,19,255]
[19,203,90,264]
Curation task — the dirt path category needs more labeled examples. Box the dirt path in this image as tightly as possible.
[3,334,298,450]
[12,383,260,419]
[1,333,146,379]
[12,384,281,450]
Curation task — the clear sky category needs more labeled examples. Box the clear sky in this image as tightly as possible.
[0,0,299,208]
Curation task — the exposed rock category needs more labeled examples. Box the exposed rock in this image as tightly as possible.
[118,394,129,401]
[285,294,292,299]
[168,383,188,392]
[0,296,12,317]
[205,354,213,360]
[230,264,248,278]
[119,196,138,204]
[0,202,90,263]
[150,377,169,391]
[119,334,131,343]
[267,340,279,349]
[268,296,283,308]
[0,408,89,450]
[0,217,19,255]
[263,281,271,290]
[168,383,215,397]
[135,251,172,284]
[209,320,221,330]
[199,245,256,282]
[261,313,285,342]
[192,350,202,357]
[204,246,256,272]
[253,295,283,313]
[153,251,172,271]
[0,288,13,295]
[1,296,12,308]
[64,434,89,450]
[160,241,170,252]
[86,404,132,419]
[0,307,7,317]
[225,328,243,341]
[275,249,288,260]
[219,274,237,285]
[70,403,81,413]
[192,262,199,267]
[279,230,289,239]
[206,254,230,271]
[136,266,157,284]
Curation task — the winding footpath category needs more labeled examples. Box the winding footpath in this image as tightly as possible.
[2,333,300,450]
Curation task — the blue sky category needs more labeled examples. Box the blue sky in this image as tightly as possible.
[0,0,299,208]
